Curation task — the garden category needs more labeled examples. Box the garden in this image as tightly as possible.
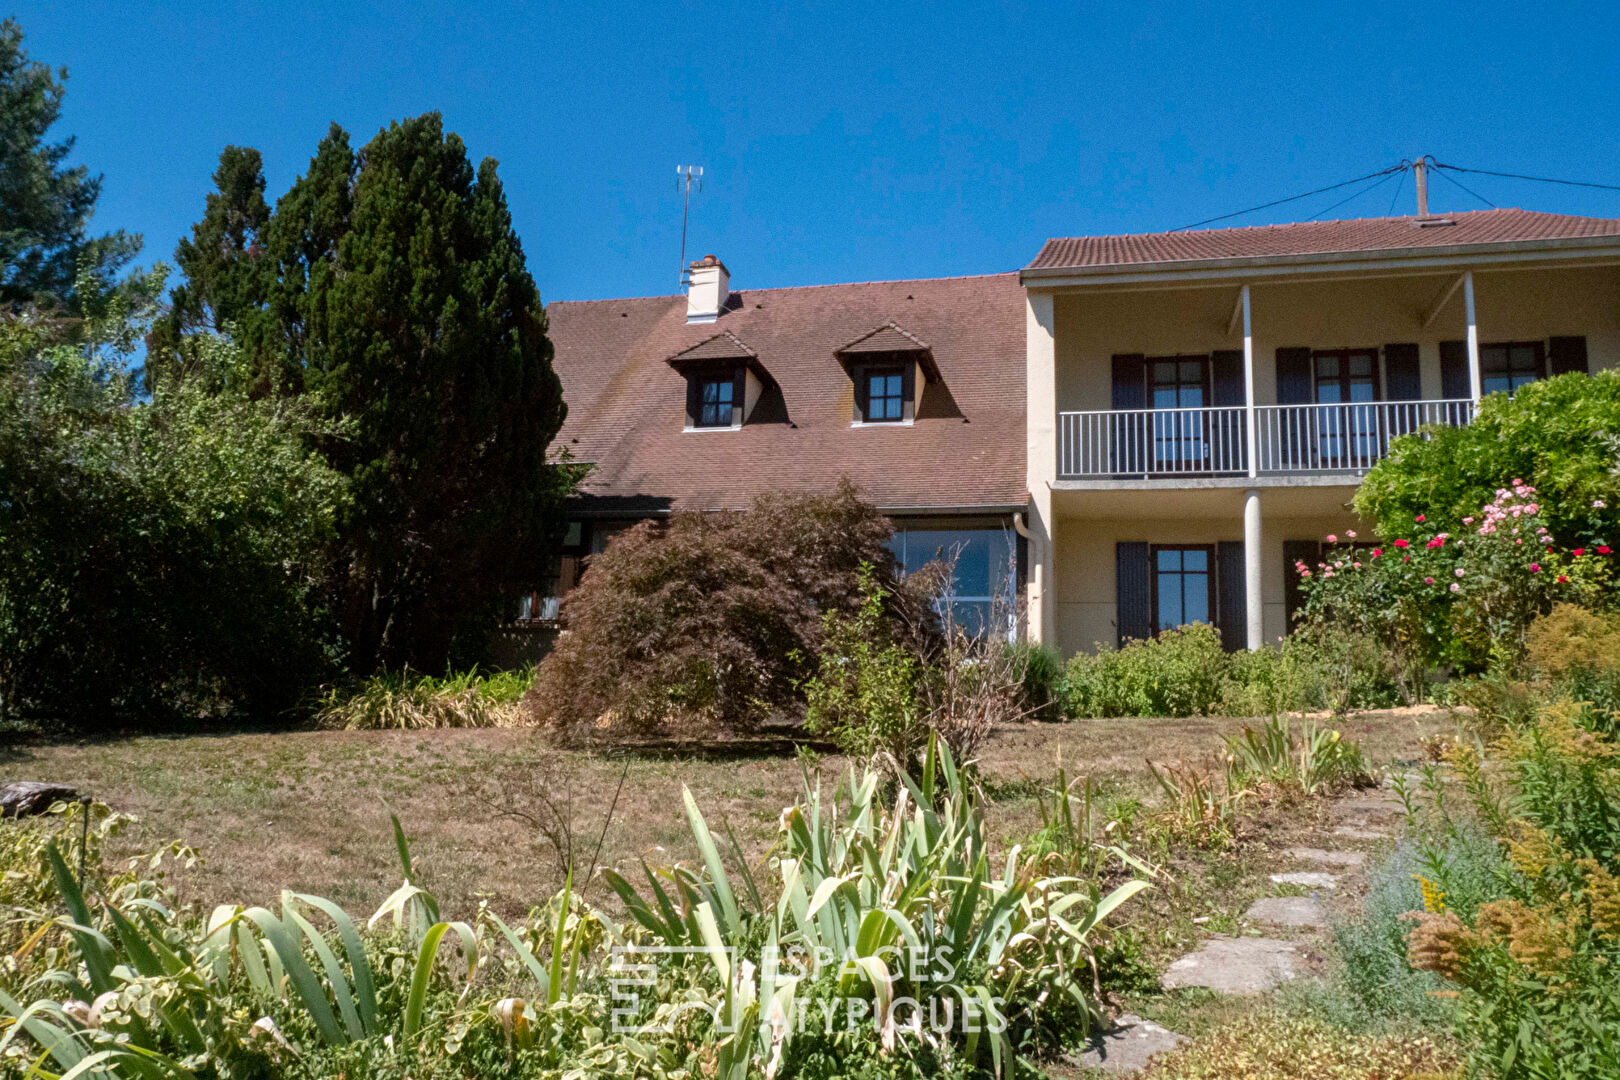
[4,371,1620,1079]
[5,19,1620,1076]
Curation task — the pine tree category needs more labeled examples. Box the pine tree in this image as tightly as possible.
[0,18,139,308]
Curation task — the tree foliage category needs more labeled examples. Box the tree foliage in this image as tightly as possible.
[0,18,138,308]
[525,482,925,741]
[1355,372,1620,547]
[151,114,572,673]
[0,270,348,725]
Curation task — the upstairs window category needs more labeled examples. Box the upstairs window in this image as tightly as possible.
[1480,341,1545,397]
[864,366,906,422]
[696,374,735,427]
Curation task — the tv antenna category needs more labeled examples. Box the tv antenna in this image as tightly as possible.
[676,165,703,290]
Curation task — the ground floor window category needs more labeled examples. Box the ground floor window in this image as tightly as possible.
[1151,545,1212,632]
[888,520,1018,637]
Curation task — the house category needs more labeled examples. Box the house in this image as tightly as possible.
[1023,208,1620,655]
[525,258,1030,648]
[533,206,1620,660]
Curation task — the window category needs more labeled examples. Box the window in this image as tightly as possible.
[862,365,907,422]
[1313,349,1379,464]
[1480,341,1545,397]
[888,524,1017,637]
[695,374,735,427]
[1152,545,1212,632]
[1148,356,1209,468]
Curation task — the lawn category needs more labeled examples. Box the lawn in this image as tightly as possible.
[1,707,1452,929]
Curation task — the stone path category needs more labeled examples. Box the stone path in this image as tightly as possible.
[1128,781,1410,1071]
[1269,870,1339,889]
[1245,895,1327,928]
[1072,1014,1190,1073]
[1159,935,1305,994]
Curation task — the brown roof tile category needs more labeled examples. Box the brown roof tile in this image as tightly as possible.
[1026,208,1620,272]
[547,273,1027,513]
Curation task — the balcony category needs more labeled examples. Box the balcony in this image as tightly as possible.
[1056,399,1475,480]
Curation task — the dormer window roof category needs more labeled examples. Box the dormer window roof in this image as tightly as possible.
[835,321,941,382]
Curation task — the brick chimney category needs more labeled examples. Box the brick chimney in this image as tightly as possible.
[685,254,729,324]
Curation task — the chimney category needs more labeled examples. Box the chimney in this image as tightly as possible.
[686,254,729,324]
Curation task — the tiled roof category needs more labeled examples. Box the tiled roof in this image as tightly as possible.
[837,322,932,354]
[1026,208,1620,272]
[547,273,1027,514]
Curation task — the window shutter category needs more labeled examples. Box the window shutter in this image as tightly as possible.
[1549,336,1589,376]
[1115,542,1151,647]
[685,375,701,427]
[1383,343,1421,401]
[1110,355,1147,475]
[1216,541,1246,652]
[732,367,746,426]
[1275,347,1313,405]
[1283,540,1322,631]
[1439,340,1469,399]
[1211,351,1244,406]
[1111,354,1146,409]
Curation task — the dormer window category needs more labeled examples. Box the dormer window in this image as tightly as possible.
[667,331,773,432]
[837,322,941,427]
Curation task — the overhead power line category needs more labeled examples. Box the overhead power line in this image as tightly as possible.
[1430,166,1496,209]
[1307,169,1403,222]
[1171,163,1408,232]
[1432,162,1620,194]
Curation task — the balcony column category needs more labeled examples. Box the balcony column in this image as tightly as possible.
[1241,285,1258,477]
[1244,488,1263,650]
[1464,271,1483,403]
[1025,291,1058,645]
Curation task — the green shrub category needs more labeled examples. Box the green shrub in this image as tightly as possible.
[1006,640,1064,721]
[800,564,928,763]
[1062,624,1229,718]
[1222,715,1373,796]
[1527,604,1620,725]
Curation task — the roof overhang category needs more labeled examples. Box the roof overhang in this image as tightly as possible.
[1020,234,1620,291]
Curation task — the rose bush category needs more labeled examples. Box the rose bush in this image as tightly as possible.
[1297,481,1614,682]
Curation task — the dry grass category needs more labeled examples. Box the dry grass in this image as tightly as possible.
[0,707,1455,920]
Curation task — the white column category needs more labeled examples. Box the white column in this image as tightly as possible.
[1464,271,1482,403]
[1025,292,1058,646]
[1244,488,1263,650]
[1242,285,1258,477]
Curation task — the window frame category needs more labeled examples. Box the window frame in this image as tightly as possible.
[684,364,745,430]
[863,364,907,423]
[851,354,916,424]
[1150,543,1215,634]
[1479,340,1546,397]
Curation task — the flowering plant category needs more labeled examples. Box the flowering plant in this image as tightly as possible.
[1297,482,1614,675]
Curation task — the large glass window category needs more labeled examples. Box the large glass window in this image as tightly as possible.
[1480,342,1544,396]
[888,524,1017,637]
[1153,545,1212,632]
[696,375,735,427]
[864,366,906,422]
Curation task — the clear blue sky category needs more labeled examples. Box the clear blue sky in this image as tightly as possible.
[15,1,1620,303]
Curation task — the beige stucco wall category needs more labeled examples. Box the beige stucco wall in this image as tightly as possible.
[1052,263,1620,411]
[1051,504,1371,658]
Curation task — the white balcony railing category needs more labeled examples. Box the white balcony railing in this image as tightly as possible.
[1056,400,1475,479]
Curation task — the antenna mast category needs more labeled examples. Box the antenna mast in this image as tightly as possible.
[676,165,703,290]
[1414,154,1430,216]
